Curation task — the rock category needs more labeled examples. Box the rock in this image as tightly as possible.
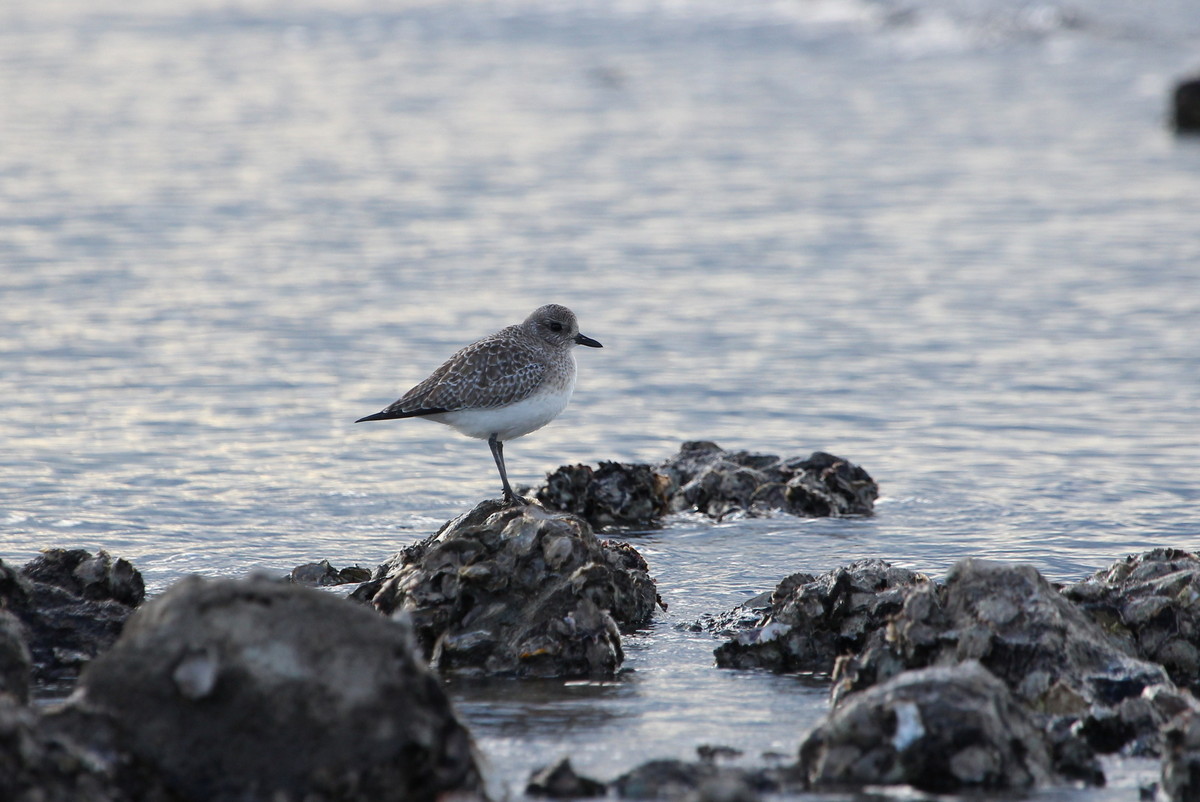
[1163,709,1200,801]
[1,553,141,696]
[833,558,1172,759]
[611,758,792,801]
[1064,549,1200,694]
[536,462,672,527]
[0,611,31,703]
[684,590,774,637]
[1173,76,1200,133]
[712,559,929,674]
[52,575,484,802]
[22,548,145,606]
[289,559,373,586]
[0,695,121,802]
[526,757,607,798]
[537,441,878,527]
[352,500,661,678]
[799,662,1065,792]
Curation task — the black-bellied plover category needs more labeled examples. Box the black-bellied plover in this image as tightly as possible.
[356,304,603,504]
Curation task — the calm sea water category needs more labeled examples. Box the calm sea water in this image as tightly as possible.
[2,0,1199,797]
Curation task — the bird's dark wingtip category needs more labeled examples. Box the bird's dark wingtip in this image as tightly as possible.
[355,407,449,423]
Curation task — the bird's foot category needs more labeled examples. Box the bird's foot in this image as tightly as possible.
[502,490,531,507]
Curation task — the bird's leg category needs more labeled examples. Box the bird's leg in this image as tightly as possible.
[488,434,527,505]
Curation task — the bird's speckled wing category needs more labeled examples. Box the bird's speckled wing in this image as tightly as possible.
[390,328,550,414]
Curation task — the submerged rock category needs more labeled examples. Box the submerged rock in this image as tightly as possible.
[800,662,1064,792]
[1,551,142,696]
[353,500,661,678]
[711,559,928,674]
[537,441,878,527]
[833,558,1173,758]
[1064,549,1200,694]
[50,575,483,802]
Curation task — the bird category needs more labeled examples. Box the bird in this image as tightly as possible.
[355,304,603,504]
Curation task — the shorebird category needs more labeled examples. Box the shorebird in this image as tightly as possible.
[356,304,602,504]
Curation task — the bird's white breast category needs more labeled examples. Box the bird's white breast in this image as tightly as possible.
[427,379,576,441]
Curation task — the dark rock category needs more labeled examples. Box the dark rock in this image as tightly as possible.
[1173,76,1200,133]
[833,558,1173,758]
[799,662,1065,792]
[684,590,773,636]
[696,745,743,764]
[536,462,672,527]
[713,559,929,674]
[289,559,372,586]
[1163,709,1200,801]
[54,575,484,802]
[2,554,140,696]
[611,758,795,801]
[536,442,878,527]
[0,611,31,703]
[22,548,145,607]
[0,695,122,802]
[354,499,661,678]
[1064,549,1200,694]
[526,757,606,798]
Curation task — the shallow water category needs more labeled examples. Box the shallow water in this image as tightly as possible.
[2,0,1199,797]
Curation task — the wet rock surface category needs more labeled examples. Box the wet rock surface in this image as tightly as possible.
[833,558,1175,757]
[288,558,373,586]
[800,661,1064,791]
[1163,708,1200,802]
[53,575,484,802]
[352,499,661,678]
[1173,75,1200,133]
[526,757,606,798]
[0,611,31,703]
[0,695,124,802]
[708,559,929,674]
[22,548,145,607]
[536,441,878,527]
[1064,548,1200,694]
[1,550,143,695]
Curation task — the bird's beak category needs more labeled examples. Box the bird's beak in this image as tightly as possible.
[575,333,603,348]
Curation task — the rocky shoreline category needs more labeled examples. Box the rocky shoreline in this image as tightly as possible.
[3,444,1199,800]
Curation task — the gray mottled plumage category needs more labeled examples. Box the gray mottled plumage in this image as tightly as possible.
[356,304,602,504]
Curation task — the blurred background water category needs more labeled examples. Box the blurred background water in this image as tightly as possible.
[2,0,1199,797]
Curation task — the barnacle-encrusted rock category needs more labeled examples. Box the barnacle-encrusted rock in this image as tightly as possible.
[1064,549,1200,694]
[1163,708,1200,801]
[0,612,30,703]
[833,558,1175,758]
[52,575,483,802]
[710,559,928,674]
[353,500,661,678]
[0,694,124,802]
[1,551,142,696]
[537,441,878,527]
[535,461,672,527]
[288,559,372,587]
[800,662,1064,792]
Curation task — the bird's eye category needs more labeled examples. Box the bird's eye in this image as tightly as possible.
[548,322,564,332]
